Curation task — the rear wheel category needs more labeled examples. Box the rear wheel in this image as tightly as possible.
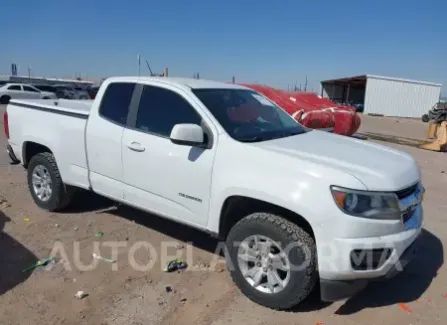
[0,95,11,104]
[27,153,73,211]
[422,114,430,123]
[226,212,317,310]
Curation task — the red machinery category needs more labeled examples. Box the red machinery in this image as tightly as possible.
[242,84,361,136]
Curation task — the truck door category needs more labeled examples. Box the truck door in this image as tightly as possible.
[121,84,217,228]
[86,82,137,200]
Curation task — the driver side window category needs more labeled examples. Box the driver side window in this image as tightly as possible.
[135,85,202,137]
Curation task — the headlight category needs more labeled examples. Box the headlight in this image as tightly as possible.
[330,186,401,220]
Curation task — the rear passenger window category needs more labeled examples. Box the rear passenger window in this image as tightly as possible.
[98,82,136,126]
[135,85,202,136]
[8,85,21,91]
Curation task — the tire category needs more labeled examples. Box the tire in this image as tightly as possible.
[0,95,11,104]
[27,152,73,211]
[226,212,317,310]
[422,114,429,123]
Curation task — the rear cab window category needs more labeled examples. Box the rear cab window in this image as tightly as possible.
[98,82,136,126]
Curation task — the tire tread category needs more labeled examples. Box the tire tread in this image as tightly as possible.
[27,152,72,211]
[227,212,317,310]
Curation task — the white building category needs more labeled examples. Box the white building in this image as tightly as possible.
[320,75,442,118]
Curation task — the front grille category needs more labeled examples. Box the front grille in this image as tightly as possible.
[402,210,414,223]
[395,183,418,199]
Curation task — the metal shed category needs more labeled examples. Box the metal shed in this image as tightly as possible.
[320,75,442,118]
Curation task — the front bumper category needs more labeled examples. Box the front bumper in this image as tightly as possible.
[320,230,423,301]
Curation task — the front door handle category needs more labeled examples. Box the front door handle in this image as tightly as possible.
[127,142,145,152]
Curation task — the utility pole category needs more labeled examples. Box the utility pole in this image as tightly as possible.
[137,54,141,76]
[304,76,308,92]
[145,60,154,76]
[232,76,235,83]
[28,66,31,82]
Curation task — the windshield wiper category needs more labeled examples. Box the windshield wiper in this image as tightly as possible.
[237,136,265,143]
[279,130,307,138]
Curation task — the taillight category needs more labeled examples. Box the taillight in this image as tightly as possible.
[3,111,9,139]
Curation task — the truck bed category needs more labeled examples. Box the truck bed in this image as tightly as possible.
[7,99,91,189]
[10,98,93,117]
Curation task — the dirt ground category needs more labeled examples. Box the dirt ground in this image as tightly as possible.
[1,106,446,325]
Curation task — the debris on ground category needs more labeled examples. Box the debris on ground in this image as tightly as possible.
[165,286,172,293]
[55,224,59,228]
[75,291,88,299]
[92,253,116,263]
[180,298,187,303]
[193,261,210,270]
[95,231,104,239]
[22,258,56,272]
[398,303,412,313]
[24,217,30,222]
[74,227,78,231]
[0,196,10,209]
[164,259,188,272]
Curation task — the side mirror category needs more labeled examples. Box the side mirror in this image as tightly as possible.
[170,124,205,146]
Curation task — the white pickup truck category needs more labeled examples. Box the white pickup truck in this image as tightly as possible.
[4,77,424,310]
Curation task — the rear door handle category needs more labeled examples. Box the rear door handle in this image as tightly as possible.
[127,142,145,152]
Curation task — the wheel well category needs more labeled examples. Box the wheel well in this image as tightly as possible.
[219,196,315,240]
[23,142,52,168]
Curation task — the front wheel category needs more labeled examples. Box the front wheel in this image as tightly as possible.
[422,114,430,123]
[226,213,317,310]
[27,152,73,211]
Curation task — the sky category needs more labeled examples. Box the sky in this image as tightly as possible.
[1,0,446,94]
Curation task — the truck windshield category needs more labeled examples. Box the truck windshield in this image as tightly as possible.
[192,88,308,142]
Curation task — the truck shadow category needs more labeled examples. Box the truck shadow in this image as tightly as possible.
[61,193,442,314]
[106,203,223,255]
[0,210,39,295]
[58,190,114,214]
[335,229,443,315]
[101,203,333,312]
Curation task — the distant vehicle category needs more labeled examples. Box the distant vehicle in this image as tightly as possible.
[73,86,90,99]
[86,85,100,99]
[52,84,89,100]
[31,84,63,98]
[0,83,57,104]
[421,101,447,123]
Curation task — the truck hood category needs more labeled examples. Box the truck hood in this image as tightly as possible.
[253,130,420,191]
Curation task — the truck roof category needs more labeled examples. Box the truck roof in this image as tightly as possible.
[105,76,249,90]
